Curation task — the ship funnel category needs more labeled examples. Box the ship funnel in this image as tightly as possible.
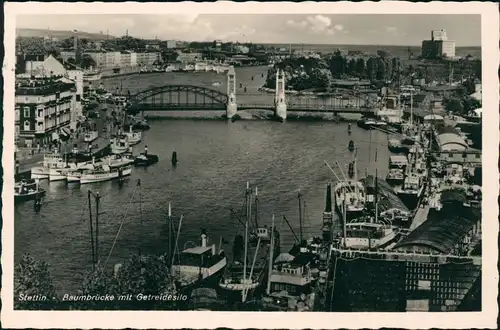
[324,183,332,213]
[201,231,208,247]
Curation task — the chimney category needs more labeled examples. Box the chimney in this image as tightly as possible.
[201,231,208,247]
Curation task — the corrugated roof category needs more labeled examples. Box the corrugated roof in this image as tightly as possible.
[437,133,468,150]
[394,205,480,254]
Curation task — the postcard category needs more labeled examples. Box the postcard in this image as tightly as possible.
[2,1,498,329]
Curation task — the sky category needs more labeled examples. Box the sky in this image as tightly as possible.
[16,14,481,46]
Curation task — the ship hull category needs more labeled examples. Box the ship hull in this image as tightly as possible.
[31,168,49,180]
[15,189,46,204]
[386,177,404,186]
[218,267,269,305]
[80,167,132,184]
[397,190,423,210]
[177,263,227,298]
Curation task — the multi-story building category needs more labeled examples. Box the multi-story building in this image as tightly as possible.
[166,40,178,49]
[421,29,456,59]
[59,51,76,62]
[15,78,76,147]
[84,51,107,68]
[105,51,121,68]
[177,51,203,63]
[135,52,159,66]
[120,51,131,67]
[66,70,84,127]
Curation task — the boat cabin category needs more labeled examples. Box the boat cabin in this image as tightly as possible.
[250,227,272,242]
[389,155,408,169]
[270,253,315,295]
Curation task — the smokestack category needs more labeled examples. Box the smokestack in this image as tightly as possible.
[324,183,332,213]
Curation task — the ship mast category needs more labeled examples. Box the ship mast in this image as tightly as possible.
[266,214,275,295]
[254,187,259,228]
[298,189,303,243]
[242,182,250,294]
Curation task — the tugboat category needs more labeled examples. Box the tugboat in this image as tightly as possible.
[348,140,355,152]
[134,146,159,167]
[14,179,46,204]
[386,168,405,186]
[110,134,130,154]
[171,230,228,296]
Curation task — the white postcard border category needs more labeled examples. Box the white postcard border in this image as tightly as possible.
[2,2,498,329]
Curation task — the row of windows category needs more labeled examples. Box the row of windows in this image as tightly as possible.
[436,152,481,159]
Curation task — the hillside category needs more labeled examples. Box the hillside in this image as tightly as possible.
[16,28,116,40]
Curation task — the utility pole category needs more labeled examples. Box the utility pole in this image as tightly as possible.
[87,191,95,271]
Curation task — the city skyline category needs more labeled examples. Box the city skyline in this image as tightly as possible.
[17,14,481,46]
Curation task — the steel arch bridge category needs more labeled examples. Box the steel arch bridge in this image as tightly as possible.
[127,84,378,114]
[128,85,229,111]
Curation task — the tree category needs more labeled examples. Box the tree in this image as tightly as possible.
[14,254,57,310]
[80,253,176,310]
[366,57,378,81]
[443,97,464,114]
[355,58,366,78]
[80,54,97,69]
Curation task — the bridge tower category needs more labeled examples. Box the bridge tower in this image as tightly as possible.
[226,66,238,119]
[275,69,287,120]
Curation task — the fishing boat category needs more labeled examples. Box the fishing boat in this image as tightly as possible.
[80,164,132,184]
[124,126,142,146]
[327,155,366,220]
[30,153,67,180]
[83,131,98,143]
[341,219,401,250]
[14,179,46,204]
[395,172,425,210]
[110,134,130,154]
[219,184,281,304]
[386,169,405,186]
[357,116,377,129]
[171,230,228,296]
[387,139,406,153]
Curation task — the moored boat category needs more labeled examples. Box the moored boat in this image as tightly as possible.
[386,168,405,186]
[395,172,425,210]
[341,219,401,250]
[124,126,142,146]
[110,135,130,154]
[30,153,67,180]
[171,230,228,296]
[84,131,99,143]
[14,179,46,204]
[80,164,132,184]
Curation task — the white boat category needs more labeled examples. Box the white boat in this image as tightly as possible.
[171,231,228,295]
[49,160,97,182]
[165,65,176,72]
[334,180,366,217]
[107,153,135,168]
[396,172,425,210]
[84,131,98,143]
[80,164,132,184]
[205,64,214,72]
[341,221,400,250]
[30,153,67,179]
[111,135,130,154]
[212,82,222,87]
[124,127,142,146]
[185,64,195,72]
[83,69,102,82]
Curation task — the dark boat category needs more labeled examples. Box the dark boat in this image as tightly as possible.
[357,116,377,129]
[348,162,355,178]
[219,184,281,305]
[134,154,159,167]
[348,140,355,152]
[171,151,178,166]
[15,179,46,204]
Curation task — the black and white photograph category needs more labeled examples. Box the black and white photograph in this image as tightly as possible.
[2,2,498,329]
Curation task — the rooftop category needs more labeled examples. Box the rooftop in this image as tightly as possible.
[16,78,75,96]
[183,245,212,255]
[394,204,480,254]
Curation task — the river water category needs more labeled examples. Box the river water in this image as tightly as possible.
[14,67,394,294]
